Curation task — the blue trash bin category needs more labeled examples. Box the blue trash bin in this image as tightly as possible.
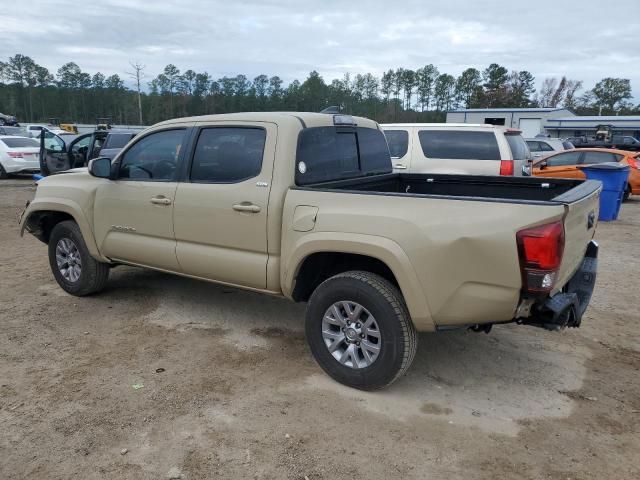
[579,162,630,221]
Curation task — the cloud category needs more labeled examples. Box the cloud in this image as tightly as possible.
[1,0,639,97]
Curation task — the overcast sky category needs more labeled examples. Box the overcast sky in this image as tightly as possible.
[2,0,640,98]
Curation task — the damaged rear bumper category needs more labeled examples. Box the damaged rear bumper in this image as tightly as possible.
[521,240,598,331]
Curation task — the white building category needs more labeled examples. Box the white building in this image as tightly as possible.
[446,108,575,137]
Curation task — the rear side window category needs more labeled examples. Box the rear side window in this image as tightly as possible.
[505,134,529,160]
[104,133,134,149]
[418,130,500,160]
[0,137,39,148]
[546,151,582,166]
[383,130,409,158]
[190,127,266,183]
[539,142,554,152]
[296,127,391,185]
[526,141,541,152]
[582,151,623,164]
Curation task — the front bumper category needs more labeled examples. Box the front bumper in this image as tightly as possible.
[522,240,598,331]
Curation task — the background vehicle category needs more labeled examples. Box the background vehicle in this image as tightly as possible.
[39,129,137,175]
[526,138,574,160]
[21,112,600,390]
[0,136,40,178]
[532,147,640,200]
[382,123,531,176]
[23,124,48,138]
[0,126,25,136]
[567,130,640,152]
[0,112,18,126]
[97,131,137,159]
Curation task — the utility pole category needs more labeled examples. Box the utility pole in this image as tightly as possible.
[127,61,145,125]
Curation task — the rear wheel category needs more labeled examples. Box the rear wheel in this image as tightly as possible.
[623,186,631,202]
[0,164,8,179]
[305,271,417,390]
[48,220,109,296]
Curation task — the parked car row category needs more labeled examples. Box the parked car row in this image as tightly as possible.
[0,129,138,179]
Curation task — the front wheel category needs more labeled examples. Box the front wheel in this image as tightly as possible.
[623,186,631,202]
[305,271,417,390]
[48,220,109,296]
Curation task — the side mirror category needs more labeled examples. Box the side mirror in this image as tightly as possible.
[538,161,547,170]
[88,157,112,178]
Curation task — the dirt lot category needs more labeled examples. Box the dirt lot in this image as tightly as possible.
[1,177,638,480]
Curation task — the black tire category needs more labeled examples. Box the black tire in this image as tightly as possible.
[623,186,631,202]
[0,163,8,179]
[48,220,109,296]
[305,271,417,390]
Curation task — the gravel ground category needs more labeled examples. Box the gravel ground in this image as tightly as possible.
[1,177,638,479]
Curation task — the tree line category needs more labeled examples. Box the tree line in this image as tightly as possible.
[0,53,636,126]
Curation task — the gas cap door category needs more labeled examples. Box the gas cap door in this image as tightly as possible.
[292,205,319,232]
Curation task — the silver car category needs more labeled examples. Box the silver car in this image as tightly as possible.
[526,138,574,160]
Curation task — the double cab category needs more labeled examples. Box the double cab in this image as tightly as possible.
[20,112,600,389]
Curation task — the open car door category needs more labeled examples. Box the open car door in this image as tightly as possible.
[39,131,93,175]
[40,130,72,176]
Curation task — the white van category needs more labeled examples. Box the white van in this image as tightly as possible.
[381,123,531,176]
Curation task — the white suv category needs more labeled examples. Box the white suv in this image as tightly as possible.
[382,123,531,176]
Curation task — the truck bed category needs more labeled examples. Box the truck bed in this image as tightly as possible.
[301,173,599,204]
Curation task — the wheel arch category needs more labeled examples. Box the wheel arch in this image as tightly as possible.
[283,232,435,331]
[21,200,103,260]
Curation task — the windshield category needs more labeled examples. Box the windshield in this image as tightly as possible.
[295,126,391,185]
[1,137,40,148]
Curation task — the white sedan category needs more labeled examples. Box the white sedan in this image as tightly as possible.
[0,136,40,178]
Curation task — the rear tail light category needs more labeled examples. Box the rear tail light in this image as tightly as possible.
[628,157,639,170]
[499,159,514,176]
[8,152,23,158]
[516,220,565,294]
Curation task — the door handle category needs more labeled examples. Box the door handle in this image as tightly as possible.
[233,203,261,213]
[150,196,172,205]
[394,164,408,169]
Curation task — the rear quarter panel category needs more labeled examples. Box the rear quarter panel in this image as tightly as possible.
[282,189,567,331]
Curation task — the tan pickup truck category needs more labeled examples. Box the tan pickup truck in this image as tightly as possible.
[20,112,601,390]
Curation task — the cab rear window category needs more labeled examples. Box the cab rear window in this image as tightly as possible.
[295,127,391,185]
[418,130,500,160]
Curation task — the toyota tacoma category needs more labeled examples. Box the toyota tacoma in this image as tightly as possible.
[20,112,600,389]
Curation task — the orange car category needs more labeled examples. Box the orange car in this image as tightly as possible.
[532,147,640,200]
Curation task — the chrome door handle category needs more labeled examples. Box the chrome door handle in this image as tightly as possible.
[233,203,261,213]
[150,196,172,205]
[394,164,407,169]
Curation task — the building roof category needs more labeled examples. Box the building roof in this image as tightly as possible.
[544,116,640,130]
[448,107,572,113]
[546,116,640,123]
